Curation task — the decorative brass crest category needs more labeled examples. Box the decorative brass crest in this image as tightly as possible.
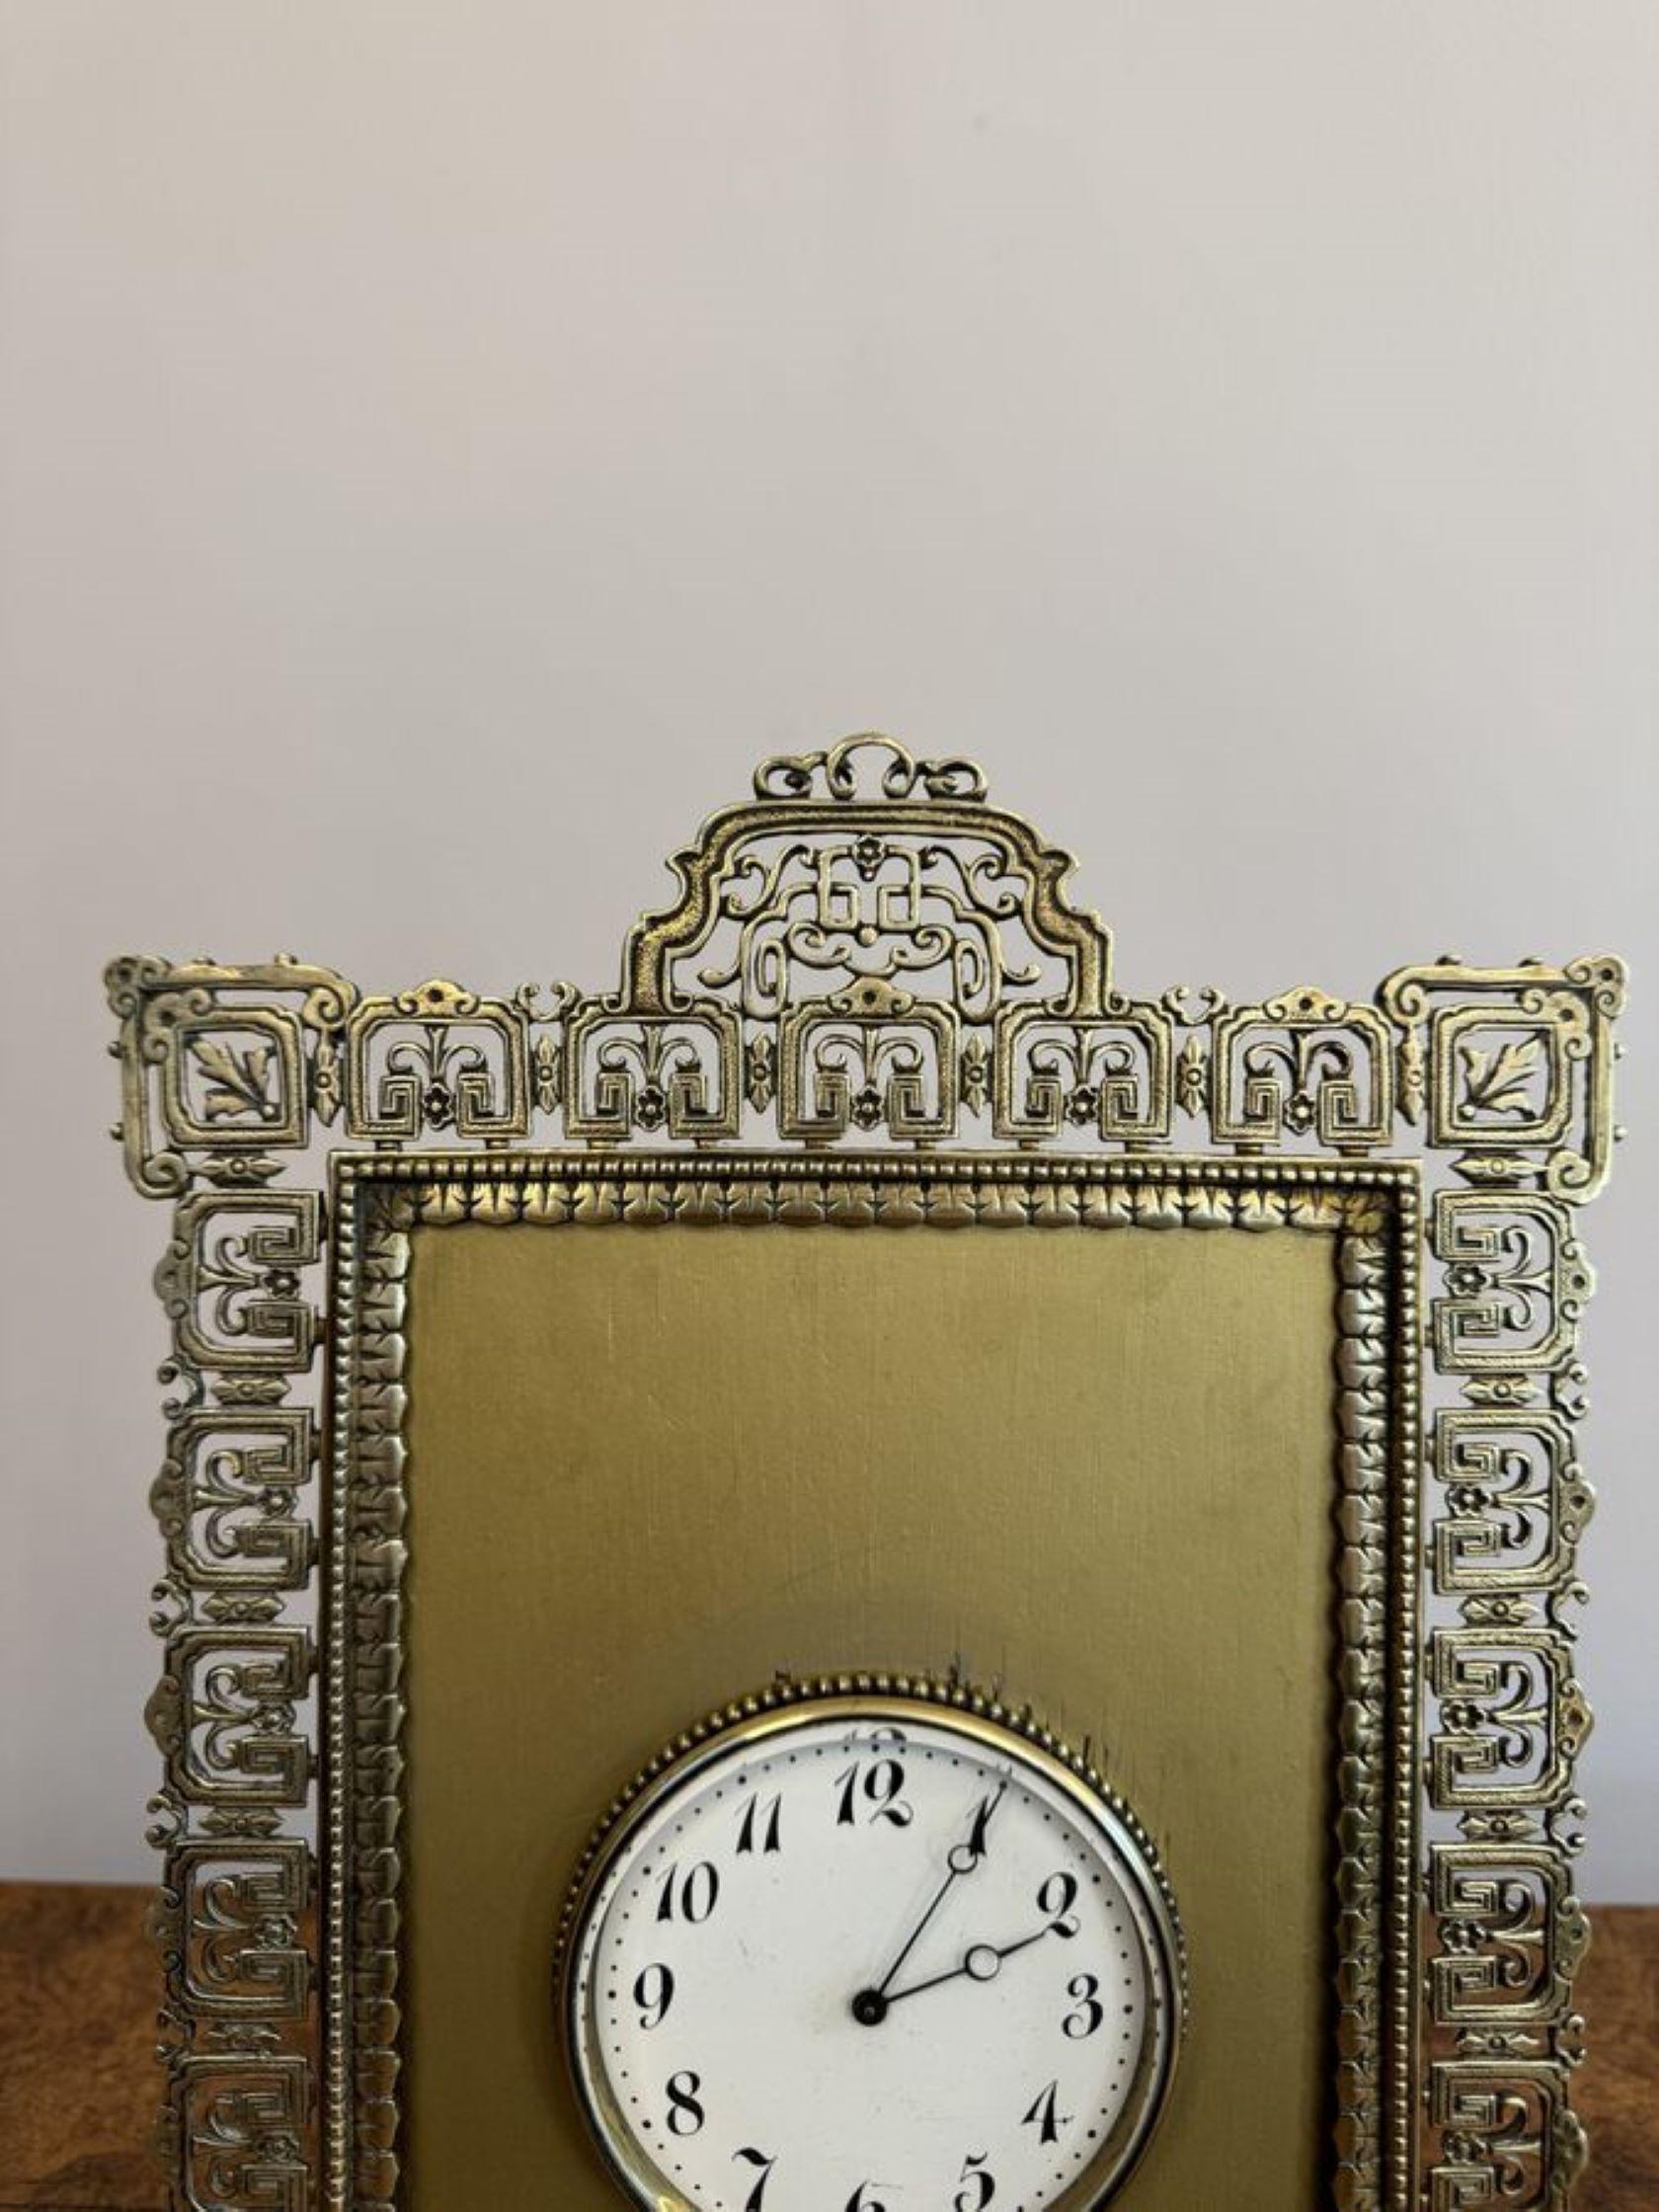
[108,733,1625,2211]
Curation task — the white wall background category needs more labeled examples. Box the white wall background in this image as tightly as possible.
[1,4,1654,1897]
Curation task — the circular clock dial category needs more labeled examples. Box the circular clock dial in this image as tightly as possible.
[558,1689,1183,2212]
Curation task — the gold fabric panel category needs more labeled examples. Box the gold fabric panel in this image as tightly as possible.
[402,1223,1338,2211]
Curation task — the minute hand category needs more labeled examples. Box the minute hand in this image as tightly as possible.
[873,1780,1006,1998]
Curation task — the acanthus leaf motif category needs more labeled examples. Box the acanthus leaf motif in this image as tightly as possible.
[193,1039,279,1124]
[1461,1035,1543,1120]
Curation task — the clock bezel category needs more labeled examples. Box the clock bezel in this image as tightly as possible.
[553,1675,1189,2212]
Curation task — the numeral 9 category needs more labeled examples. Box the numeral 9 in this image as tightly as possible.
[632,1963,674,2029]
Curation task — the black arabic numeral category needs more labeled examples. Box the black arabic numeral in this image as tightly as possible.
[656,1861,719,1924]
[1022,2079,1069,2145]
[845,2186,889,2212]
[736,1792,782,1855]
[1037,1869,1079,1936]
[833,1765,856,1824]
[955,2151,996,2209]
[733,2147,777,2210]
[833,1758,912,1828]
[666,2070,705,2136]
[632,1963,674,2030]
[1063,1971,1104,2038]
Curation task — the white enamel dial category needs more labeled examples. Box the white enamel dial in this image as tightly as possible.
[559,1690,1183,2212]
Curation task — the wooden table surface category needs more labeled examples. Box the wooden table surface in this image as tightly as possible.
[0,1883,1653,2210]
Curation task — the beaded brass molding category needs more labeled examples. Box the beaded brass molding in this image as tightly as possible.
[107,733,1625,2212]
[335,1151,1413,2212]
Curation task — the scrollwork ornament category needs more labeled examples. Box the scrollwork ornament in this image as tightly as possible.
[105,735,1624,2212]
[752,732,988,804]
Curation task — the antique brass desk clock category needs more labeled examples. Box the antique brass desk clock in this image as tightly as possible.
[557,1687,1184,2212]
[108,737,1624,2212]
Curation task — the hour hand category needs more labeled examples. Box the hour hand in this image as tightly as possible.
[883,1922,1059,2008]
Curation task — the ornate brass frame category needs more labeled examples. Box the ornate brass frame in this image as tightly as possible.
[107,734,1626,2212]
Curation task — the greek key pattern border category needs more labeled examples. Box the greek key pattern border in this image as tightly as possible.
[107,733,1625,2211]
